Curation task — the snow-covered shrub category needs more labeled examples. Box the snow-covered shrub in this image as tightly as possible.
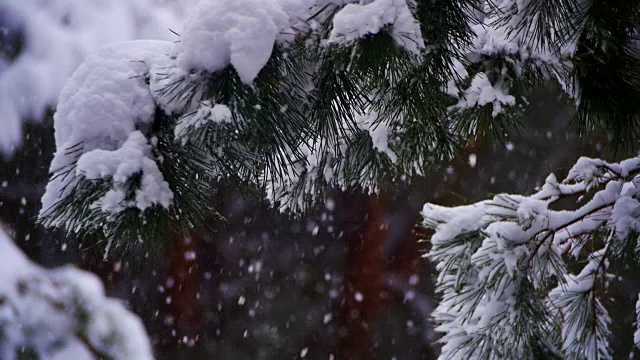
[0,228,152,359]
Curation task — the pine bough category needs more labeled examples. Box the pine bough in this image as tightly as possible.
[37,0,640,252]
[422,156,640,359]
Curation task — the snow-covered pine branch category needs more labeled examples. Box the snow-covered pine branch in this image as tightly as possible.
[37,0,468,250]
[36,0,640,251]
[0,228,152,359]
[422,156,640,359]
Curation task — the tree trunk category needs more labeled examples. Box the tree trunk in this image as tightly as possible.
[162,230,203,346]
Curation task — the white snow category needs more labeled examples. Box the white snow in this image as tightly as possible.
[176,0,289,84]
[76,131,173,213]
[40,40,174,219]
[548,246,612,360]
[445,1,567,120]
[0,0,189,155]
[566,157,608,189]
[423,155,640,360]
[149,65,206,115]
[0,227,153,360]
[450,73,516,118]
[610,195,640,239]
[327,0,424,57]
[355,111,397,163]
[174,101,233,141]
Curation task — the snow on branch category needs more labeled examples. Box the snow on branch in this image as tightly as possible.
[38,0,620,250]
[326,0,424,57]
[176,0,289,84]
[39,40,175,225]
[0,228,152,359]
[422,155,640,359]
[37,0,434,240]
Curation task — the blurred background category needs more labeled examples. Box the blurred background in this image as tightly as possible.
[0,1,621,359]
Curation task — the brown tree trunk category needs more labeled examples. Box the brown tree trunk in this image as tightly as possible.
[337,195,387,359]
[162,230,203,346]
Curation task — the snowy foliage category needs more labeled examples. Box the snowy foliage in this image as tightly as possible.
[176,0,289,84]
[0,228,152,359]
[39,0,451,247]
[422,156,640,359]
[40,40,175,223]
[326,0,424,57]
[0,0,191,155]
[38,0,640,251]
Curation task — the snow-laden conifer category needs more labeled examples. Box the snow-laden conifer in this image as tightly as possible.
[37,0,640,254]
[423,156,640,359]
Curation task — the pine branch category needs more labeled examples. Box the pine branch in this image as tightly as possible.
[38,0,640,258]
[424,155,640,359]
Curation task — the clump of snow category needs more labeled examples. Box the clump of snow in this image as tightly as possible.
[548,246,612,359]
[354,111,397,163]
[565,157,607,186]
[174,101,233,141]
[514,197,548,226]
[40,40,174,220]
[422,202,487,246]
[76,131,173,213]
[327,0,424,57]
[445,2,567,120]
[176,0,289,84]
[444,58,470,97]
[0,227,152,359]
[470,5,562,66]
[0,0,188,155]
[610,195,640,239]
[450,73,516,117]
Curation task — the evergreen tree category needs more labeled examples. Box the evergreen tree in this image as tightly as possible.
[33,0,640,357]
[422,155,640,359]
[38,0,640,253]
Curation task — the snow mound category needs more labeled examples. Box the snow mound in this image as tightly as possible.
[327,0,424,57]
[176,0,289,84]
